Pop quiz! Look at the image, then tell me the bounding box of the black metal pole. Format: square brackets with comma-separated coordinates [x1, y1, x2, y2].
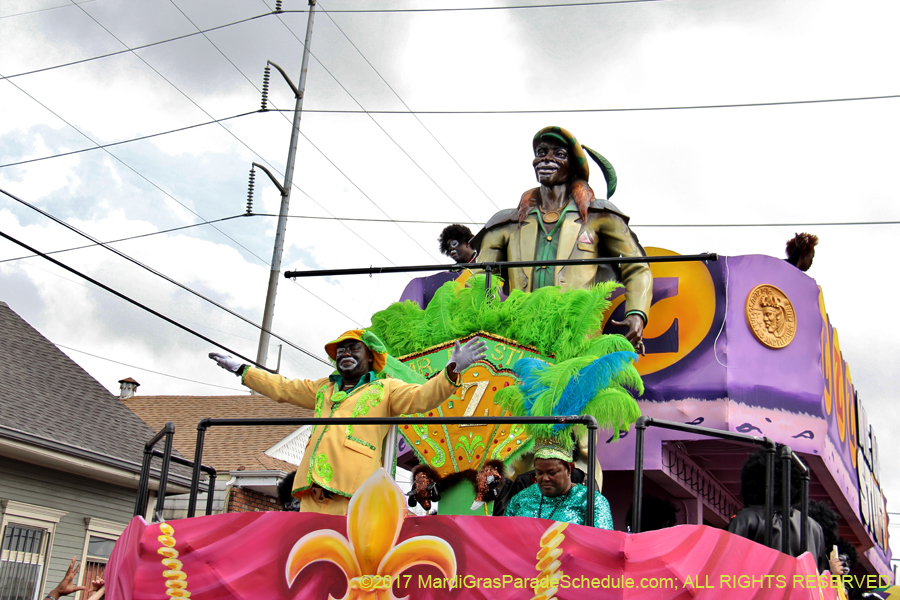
[765, 441, 775, 548]
[780, 445, 792, 555]
[285, 253, 718, 279]
[205, 469, 218, 516]
[187, 420, 209, 518]
[135, 424, 175, 518]
[155, 423, 175, 520]
[800, 468, 809, 554]
[632, 416, 650, 533]
[584, 417, 597, 527]
[484, 263, 493, 294]
[133, 446, 153, 518]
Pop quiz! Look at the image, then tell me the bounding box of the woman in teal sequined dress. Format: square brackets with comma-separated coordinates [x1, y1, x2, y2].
[505, 441, 613, 529]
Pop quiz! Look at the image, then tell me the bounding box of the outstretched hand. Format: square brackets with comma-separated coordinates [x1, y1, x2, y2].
[208, 352, 244, 374]
[48, 557, 87, 599]
[610, 314, 645, 355]
[447, 338, 488, 380]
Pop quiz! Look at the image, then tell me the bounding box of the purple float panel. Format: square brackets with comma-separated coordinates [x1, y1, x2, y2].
[598, 252, 888, 574]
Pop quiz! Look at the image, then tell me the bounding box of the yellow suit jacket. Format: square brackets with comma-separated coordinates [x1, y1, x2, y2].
[243, 367, 460, 498]
[477, 199, 652, 320]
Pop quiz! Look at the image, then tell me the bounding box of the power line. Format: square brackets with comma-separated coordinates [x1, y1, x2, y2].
[1, 0, 96, 19]
[2, 6, 370, 329]
[0, 214, 247, 264]
[0, 110, 258, 169]
[252, 213, 900, 228]
[0, 186, 331, 366]
[273, 9, 478, 224]
[155, 0, 406, 276]
[0, 10, 273, 81]
[295, 129, 443, 262]
[0, 228, 269, 371]
[7, 90, 898, 172]
[55, 343, 247, 392]
[270, 12, 446, 263]
[318, 1, 500, 211]
[0, 75, 270, 267]
[157, 0, 409, 315]
[1, 21, 393, 328]
[264, 93, 900, 114]
[282, 0, 667, 13]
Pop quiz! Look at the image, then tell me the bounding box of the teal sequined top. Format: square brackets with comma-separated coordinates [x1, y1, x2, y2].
[505, 483, 613, 529]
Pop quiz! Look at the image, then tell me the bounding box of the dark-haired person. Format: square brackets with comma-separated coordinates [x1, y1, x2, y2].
[439, 223, 476, 264]
[785, 232, 818, 272]
[472, 126, 651, 353]
[727, 446, 828, 570]
[399, 224, 479, 308]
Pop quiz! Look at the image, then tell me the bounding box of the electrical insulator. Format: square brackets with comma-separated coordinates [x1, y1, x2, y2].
[275, 0, 282, 11]
[246, 167, 256, 215]
[261, 65, 271, 111]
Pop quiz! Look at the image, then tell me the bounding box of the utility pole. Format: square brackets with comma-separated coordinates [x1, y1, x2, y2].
[254, 0, 317, 369]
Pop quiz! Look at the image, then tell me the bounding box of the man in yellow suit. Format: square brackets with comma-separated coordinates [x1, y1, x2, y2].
[474, 126, 652, 351]
[209, 331, 485, 515]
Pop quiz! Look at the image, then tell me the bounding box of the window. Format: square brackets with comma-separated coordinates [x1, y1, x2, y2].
[78, 518, 125, 600]
[0, 501, 66, 600]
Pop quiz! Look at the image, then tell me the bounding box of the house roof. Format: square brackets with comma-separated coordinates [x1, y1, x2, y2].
[122, 395, 313, 473]
[0, 301, 163, 469]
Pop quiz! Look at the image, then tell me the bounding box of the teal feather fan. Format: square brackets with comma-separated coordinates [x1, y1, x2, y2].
[494, 352, 643, 448]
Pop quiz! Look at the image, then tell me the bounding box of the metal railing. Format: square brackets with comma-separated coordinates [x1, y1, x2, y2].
[133, 423, 218, 520]
[284, 253, 718, 292]
[631, 416, 810, 554]
[185, 415, 600, 524]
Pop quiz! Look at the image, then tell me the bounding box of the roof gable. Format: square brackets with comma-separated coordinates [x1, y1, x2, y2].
[0, 301, 159, 466]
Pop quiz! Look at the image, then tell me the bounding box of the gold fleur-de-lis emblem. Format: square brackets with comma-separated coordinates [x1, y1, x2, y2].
[285, 468, 457, 599]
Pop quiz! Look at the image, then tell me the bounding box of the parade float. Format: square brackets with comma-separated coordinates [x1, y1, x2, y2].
[94, 120, 888, 600]
[98, 242, 891, 600]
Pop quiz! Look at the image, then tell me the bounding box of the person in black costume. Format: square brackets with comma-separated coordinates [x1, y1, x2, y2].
[727, 446, 828, 571]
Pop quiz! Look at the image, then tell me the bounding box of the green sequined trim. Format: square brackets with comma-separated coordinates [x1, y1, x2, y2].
[307, 400, 340, 486]
[313, 453, 334, 482]
[347, 435, 376, 451]
[454, 434, 486, 463]
[314, 384, 327, 418]
[346, 382, 384, 440]
[292, 480, 353, 499]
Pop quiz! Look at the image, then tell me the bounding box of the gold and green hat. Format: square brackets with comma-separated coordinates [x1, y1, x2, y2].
[324, 329, 387, 373]
[532, 126, 618, 198]
[534, 439, 574, 462]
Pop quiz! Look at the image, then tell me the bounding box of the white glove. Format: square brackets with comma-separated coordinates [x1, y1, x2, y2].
[448, 338, 487, 373]
[209, 352, 245, 374]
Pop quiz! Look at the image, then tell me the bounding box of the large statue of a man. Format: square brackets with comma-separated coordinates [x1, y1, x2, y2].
[473, 126, 652, 349]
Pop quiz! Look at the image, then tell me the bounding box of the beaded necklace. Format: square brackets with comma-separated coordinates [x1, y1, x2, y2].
[538, 486, 573, 520]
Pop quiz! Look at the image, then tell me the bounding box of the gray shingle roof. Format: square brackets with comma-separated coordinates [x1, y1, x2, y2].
[0, 301, 160, 466]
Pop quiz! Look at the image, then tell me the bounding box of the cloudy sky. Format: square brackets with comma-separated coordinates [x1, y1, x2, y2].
[1, 0, 898, 508]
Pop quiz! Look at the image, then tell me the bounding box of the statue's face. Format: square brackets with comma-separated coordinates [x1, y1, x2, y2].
[762, 307, 783, 333]
[534, 458, 574, 498]
[335, 340, 373, 380]
[533, 141, 571, 187]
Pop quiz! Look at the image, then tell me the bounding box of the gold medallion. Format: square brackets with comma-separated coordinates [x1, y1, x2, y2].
[745, 284, 797, 349]
[540, 209, 560, 223]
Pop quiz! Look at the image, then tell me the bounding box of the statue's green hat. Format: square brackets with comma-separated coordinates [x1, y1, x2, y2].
[532, 126, 618, 198]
